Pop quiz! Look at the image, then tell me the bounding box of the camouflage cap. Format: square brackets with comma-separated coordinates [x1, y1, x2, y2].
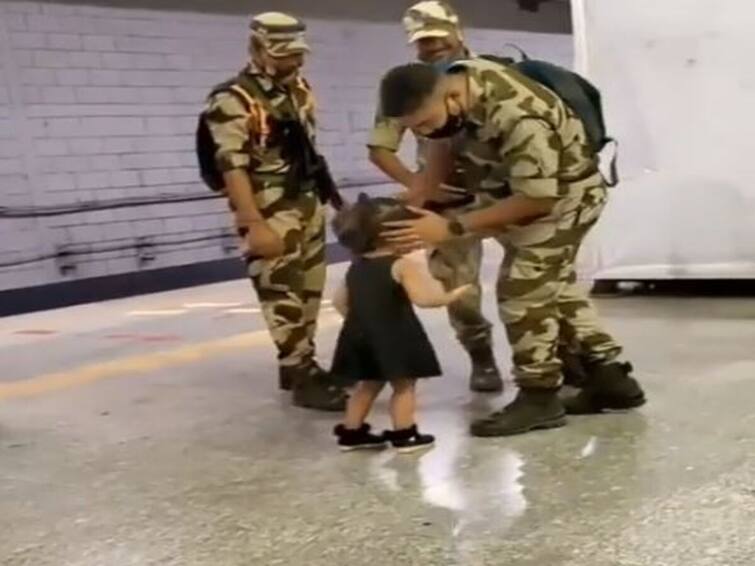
[250, 12, 310, 57]
[402, 1, 462, 44]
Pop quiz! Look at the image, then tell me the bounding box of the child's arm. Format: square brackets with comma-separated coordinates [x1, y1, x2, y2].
[392, 256, 471, 309]
[333, 281, 349, 317]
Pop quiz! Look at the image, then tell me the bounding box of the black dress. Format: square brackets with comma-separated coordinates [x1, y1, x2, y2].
[331, 255, 441, 382]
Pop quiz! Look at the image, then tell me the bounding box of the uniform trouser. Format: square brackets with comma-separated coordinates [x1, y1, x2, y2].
[246, 191, 326, 369]
[427, 236, 498, 353]
[496, 179, 623, 389]
[426, 197, 502, 353]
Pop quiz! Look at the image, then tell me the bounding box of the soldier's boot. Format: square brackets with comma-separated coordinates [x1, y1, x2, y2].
[470, 389, 566, 437]
[291, 363, 348, 412]
[559, 346, 590, 388]
[279, 366, 295, 391]
[279, 360, 328, 391]
[562, 362, 646, 415]
[468, 345, 504, 393]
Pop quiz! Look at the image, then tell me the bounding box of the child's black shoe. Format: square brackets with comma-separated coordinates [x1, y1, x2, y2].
[334, 423, 387, 452]
[385, 425, 435, 454]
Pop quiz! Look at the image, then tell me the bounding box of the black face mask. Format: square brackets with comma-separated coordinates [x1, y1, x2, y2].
[424, 112, 465, 139]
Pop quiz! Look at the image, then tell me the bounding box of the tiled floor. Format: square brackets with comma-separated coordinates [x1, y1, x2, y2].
[2, 250, 754, 565]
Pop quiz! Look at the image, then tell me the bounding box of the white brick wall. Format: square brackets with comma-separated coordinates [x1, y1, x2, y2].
[0, 1, 572, 292]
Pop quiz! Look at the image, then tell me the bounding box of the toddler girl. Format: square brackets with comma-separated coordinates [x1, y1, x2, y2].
[330, 194, 470, 453]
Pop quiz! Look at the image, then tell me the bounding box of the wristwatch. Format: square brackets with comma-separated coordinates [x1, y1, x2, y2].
[447, 218, 467, 237]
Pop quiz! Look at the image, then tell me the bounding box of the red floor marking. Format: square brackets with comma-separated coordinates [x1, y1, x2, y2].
[13, 329, 59, 336]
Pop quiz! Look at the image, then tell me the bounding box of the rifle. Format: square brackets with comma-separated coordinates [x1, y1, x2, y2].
[283, 119, 344, 210]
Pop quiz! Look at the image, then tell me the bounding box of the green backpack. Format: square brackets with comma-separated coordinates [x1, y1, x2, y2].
[480, 46, 619, 187]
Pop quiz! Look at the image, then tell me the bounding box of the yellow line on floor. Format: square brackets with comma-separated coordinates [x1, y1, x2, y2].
[0, 314, 340, 400]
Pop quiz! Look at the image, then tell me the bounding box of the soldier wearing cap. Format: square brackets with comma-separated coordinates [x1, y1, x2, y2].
[368, 1, 505, 393]
[203, 12, 346, 411]
[378, 59, 646, 436]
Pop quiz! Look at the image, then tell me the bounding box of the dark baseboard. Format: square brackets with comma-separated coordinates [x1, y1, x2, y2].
[592, 279, 755, 297]
[0, 243, 351, 318]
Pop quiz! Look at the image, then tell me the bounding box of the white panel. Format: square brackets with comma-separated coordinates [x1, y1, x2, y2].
[574, 0, 755, 279]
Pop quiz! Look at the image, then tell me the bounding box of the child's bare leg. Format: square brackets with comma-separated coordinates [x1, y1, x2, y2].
[344, 381, 385, 429]
[389, 378, 417, 430]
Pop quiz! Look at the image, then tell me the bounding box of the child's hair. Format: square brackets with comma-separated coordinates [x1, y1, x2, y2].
[332, 193, 419, 254]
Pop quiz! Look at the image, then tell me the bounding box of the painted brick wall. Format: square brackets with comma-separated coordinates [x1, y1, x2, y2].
[0, 1, 572, 292]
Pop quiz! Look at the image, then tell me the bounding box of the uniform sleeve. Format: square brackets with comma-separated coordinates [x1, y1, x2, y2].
[367, 102, 406, 152]
[205, 92, 252, 172]
[499, 117, 562, 199]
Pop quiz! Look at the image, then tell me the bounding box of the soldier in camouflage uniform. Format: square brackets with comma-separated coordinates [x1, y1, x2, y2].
[380, 61, 646, 436]
[368, 1, 504, 392]
[204, 12, 346, 411]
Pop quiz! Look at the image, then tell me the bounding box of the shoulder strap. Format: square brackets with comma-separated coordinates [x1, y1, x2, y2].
[603, 138, 619, 187]
[232, 73, 284, 121]
[234, 72, 321, 158]
[516, 61, 590, 118]
[500, 43, 530, 62]
[226, 84, 256, 112]
[207, 77, 257, 115]
[515, 62, 604, 143]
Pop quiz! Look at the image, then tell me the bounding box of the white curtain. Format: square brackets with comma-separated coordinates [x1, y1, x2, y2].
[573, 0, 755, 280]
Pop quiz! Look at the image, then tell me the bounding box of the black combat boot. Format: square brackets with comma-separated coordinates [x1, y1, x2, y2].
[468, 345, 504, 393]
[291, 363, 348, 412]
[470, 388, 567, 437]
[278, 366, 295, 391]
[559, 346, 590, 388]
[279, 360, 329, 391]
[562, 361, 646, 414]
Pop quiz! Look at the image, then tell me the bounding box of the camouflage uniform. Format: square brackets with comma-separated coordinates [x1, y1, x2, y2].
[448, 58, 624, 388]
[204, 14, 327, 380]
[368, 109, 505, 354]
[368, 1, 501, 356]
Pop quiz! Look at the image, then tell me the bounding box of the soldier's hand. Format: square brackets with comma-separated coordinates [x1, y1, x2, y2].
[245, 222, 286, 259]
[382, 207, 451, 248]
